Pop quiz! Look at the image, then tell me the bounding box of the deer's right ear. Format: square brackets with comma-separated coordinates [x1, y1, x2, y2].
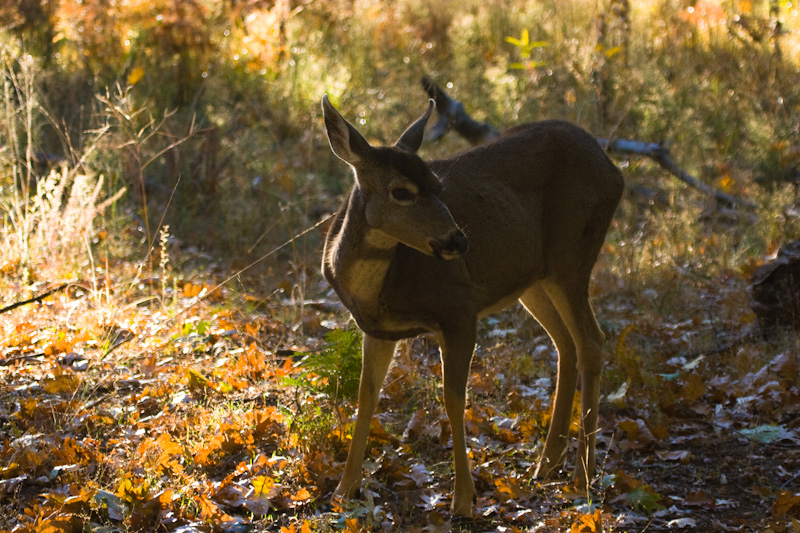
[322, 95, 371, 166]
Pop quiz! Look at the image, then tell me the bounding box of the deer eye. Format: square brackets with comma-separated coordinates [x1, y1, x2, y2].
[390, 187, 415, 203]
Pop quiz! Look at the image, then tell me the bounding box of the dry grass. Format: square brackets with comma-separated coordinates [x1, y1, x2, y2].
[1, 1, 800, 531]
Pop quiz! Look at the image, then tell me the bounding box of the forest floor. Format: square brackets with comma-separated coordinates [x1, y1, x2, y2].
[0, 232, 799, 533]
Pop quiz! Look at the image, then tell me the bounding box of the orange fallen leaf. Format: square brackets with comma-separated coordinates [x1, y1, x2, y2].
[345, 517, 361, 533]
[43, 373, 81, 395]
[245, 322, 260, 337]
[494, 477, 524, 500]
[570, 508, 602, 533]
[183, 282, 203, 298]
[290, 487, 312, 503]
[774, 491, 800, 518]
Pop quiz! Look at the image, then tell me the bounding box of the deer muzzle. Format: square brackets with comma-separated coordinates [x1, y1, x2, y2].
[430, 230, 469, 260]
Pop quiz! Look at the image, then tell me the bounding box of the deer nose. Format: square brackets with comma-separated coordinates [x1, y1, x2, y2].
[430, 230, 469, 260]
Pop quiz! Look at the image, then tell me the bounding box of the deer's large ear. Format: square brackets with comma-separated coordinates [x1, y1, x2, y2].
[322, 95, 372, 165]
[395, 99, 435, 153]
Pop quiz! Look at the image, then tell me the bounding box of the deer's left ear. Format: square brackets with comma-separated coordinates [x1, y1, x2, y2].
[322, 95, 372, 165]
[395, 99, 435, 153]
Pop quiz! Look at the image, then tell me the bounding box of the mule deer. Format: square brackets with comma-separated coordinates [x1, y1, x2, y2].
[321, 93, 624, 516]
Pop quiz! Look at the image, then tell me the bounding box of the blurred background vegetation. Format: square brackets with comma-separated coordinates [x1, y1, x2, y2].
[0, 0, 798, 288]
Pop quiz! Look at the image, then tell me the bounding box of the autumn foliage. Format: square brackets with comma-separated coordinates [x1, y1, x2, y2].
[1, 0, 800, 531]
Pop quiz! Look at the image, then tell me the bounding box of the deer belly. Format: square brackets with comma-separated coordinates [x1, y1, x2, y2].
[478, 290, 527, 318]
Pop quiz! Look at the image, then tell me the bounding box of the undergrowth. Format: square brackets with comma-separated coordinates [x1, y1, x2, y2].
[1, 1, 800, 531]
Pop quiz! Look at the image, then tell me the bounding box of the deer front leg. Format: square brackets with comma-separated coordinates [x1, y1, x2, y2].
[440, 322, 478, 517]
[333, 334, 396, 503]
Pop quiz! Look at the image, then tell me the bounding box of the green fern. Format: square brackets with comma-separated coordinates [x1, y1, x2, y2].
[285, 327, 363, 402]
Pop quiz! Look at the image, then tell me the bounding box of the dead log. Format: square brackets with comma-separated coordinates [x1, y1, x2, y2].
[421, 77, 755, 209]
[599, 138, 756, 209]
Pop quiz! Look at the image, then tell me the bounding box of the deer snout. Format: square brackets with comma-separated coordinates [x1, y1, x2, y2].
[430, 230, 469, 260]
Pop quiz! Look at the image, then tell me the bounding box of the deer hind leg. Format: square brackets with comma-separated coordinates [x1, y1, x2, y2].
[333, 334, 396, 502]
[439, 321, 478, 517]
[520, 283, 578, 480]
[541, 279, 605, 489]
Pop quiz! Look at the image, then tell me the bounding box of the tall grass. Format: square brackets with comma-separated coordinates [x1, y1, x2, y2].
[1, 1, 799, 286]
[0, 45, 125, 281]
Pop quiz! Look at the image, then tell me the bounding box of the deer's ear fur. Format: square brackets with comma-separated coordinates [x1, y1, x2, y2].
[322, 95, 372, 165]
[395, 99, 435, 153]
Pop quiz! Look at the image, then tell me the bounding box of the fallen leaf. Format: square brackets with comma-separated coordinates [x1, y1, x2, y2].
[183, 283, 204, 298]
[494, 477, 524, 500]
[418, 491, 447, 511]
[682, 372, 706, 402]
[686, 489, 716, 508]
[627, 486, 664, 513]
[36, 512, 83, 533]
[655, 450, 692, 463]
[738, 424, 786, 443]
[666, 517, 697, 528]
[570, 508, 602, 532]
[345, 517, 361, 533]
[289, 487, 312, 505]
[617, 418, 657, 450]
[402, 409, 427, 442]
[0, 475, 28, 497]
[774, 491, 800, 518]
[404, 463, 433, 487]
[43, 373, 81, 395]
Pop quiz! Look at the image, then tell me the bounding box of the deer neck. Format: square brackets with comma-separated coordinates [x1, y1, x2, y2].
[323, 188, 396, 321]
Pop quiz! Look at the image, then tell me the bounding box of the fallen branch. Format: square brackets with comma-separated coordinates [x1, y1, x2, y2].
[599, 138, 756, 209]
[0, 352, 45, 366]
[421, 77, 756, 210]
[0, 283, 69, 314]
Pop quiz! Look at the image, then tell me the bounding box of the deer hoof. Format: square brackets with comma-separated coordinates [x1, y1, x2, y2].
[532, 457, 559, 481]
[332, 478, 361, 505]
[573, 464, 592, 492]
[450, 481, 477, 517]
[450, 496, 475, 518]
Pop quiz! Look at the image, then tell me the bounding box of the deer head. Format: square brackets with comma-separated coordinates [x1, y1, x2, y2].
[321, 95, 468, 260]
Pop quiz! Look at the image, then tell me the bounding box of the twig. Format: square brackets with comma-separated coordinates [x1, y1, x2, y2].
[780, 471, 800, 490]
[0, 283, 69, 314]
[599, 138, 757, 209]
[0, 352, 45, 366]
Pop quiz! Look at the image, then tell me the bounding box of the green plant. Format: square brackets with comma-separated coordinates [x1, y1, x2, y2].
[286, 327, 363, 402]
[505, 29, 548, 70]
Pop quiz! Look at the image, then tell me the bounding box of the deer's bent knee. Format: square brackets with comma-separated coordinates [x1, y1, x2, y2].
[577, 339, 604, 377]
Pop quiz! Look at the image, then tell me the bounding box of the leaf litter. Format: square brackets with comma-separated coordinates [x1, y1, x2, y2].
[0, 245, 798, 532]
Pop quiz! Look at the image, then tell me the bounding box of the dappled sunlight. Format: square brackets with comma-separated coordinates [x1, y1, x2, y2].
[1, 0, 799, 530]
